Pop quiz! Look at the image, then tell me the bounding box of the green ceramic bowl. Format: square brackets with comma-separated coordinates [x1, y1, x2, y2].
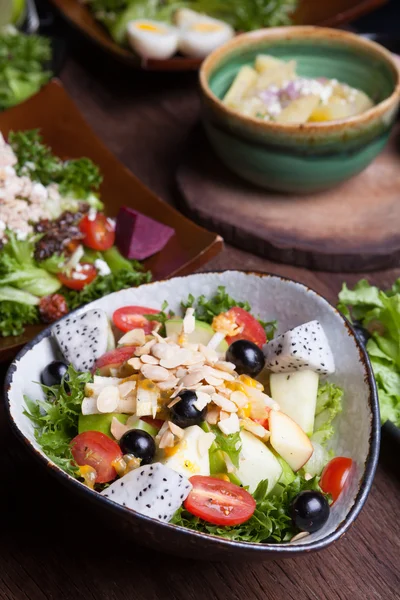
[199, 27, 400, 193]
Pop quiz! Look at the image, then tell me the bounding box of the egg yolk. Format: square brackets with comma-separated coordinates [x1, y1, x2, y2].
[136, 23, 165, 34]
[191, 22, 222, 33]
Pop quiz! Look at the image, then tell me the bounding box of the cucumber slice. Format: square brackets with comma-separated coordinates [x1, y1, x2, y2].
[165, 318, 228, 352]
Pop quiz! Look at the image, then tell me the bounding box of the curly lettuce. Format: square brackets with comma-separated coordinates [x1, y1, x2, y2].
[338, 279, 400, 427]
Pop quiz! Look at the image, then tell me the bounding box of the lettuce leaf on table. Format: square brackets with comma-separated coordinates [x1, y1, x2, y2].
[338, 279, 400, 427]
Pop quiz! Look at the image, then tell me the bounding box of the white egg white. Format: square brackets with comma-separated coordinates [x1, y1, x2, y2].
[127, 20, 179, 60]
[178, 15, 234, 59]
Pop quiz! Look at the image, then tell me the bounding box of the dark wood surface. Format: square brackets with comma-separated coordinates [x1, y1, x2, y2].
[1, 50, 400, 600]
[177, 125, 400, 273]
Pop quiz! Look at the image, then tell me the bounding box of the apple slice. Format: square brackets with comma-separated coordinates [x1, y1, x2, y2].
[269, 410, 313, 472]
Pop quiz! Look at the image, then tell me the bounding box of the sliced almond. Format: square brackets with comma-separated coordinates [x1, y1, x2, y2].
[111, 417, 129, 441]
[219, 410, 231, 421]
[193, 391, 211, 411]
[140, 354, 159, 365]
[211, 393, 238, 413]
[206, 408, 220, 425]
[230, 390, 248, 408]
[206, 366, 235, 382]
[304, 473, 313, 481]
[182, 352, 205, 366]
[135, 339, 156, 356]
[196, 385, 215, 395]
[241, 417, 269, 440]
[175, 367, 188, 379]
[157, 377, 179, 391]
[151, 342, 175, 360]
[168, 396, 182, 409]
[183, 307, 195, 334]
[214, 361, 236, 373]
[218, 413, 240, 435]
[118, 328, 146, 347]
[159, 430, 175, 449]
[205, 374, 224, 387]
[97, 386, 119, 413]
[140, 364, 170, 381]
[180, 369, 207, 388]
[198, 344, 219, 364]
[291, 532, 310, 543]
[118, 380, 136, 398]
[170, 383, 184, 399]
[168, 421, 184, 440]
[118, 395, 136, 414]
[127, 357, 142, 371]
[160, 349, 193, 369]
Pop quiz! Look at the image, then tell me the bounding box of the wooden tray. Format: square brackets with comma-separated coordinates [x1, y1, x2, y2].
[176, 126, 400, 273]
[48, 0, 387, 72]
[0, 81, 222, 361]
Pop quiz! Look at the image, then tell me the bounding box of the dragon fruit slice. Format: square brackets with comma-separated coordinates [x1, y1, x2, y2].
[52, 309, 111, 372]
[264, 320, 335, 375]
[101, 463, 192, 522]
[115, 206, 175, 260]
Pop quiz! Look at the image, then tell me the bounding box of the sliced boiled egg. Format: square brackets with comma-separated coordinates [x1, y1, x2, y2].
[177, 12, 234, 59]
[127, 20, 179, 60]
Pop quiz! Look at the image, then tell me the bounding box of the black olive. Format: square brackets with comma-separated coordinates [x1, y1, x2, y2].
[120, 430, 155, 465]
[291, 491, 330, 533]
[226, 340, 265, 377]
[41, 361, 69, 387]
[353, 320, 370, 347]
[169, 390, 206, 428]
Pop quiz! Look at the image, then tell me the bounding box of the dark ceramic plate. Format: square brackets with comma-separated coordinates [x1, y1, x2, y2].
[47, 0, 387, 72]
[4, 271, 380, 560]
[0, 80, 222, 361]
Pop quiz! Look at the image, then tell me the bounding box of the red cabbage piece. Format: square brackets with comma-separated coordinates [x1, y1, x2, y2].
[115, 207, 175, 260]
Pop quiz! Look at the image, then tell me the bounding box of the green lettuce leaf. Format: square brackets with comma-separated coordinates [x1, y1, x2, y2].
[171, 475, 322, 544]
[0, 231, 61, 296]
[0, 299, 39, 336]
[312, 383, 343, 446]
[338, 279, 400, 427]
[63, 267, 151, 310]
[24, 365, 92, 476]
[181, 285, 276, 338]
[212, 428, 242, 468]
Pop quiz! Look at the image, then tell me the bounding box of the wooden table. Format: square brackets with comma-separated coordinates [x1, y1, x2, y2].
[1, 48, 399, 600]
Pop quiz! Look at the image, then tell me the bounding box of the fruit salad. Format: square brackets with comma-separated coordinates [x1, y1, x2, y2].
[223, 54, 374, 123]
[26, 287, 353, 544]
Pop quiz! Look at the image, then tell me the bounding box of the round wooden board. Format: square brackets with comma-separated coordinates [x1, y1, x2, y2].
[176, 125, 400, 272]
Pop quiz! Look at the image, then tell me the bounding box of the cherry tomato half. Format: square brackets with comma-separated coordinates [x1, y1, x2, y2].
[80, 213, 115, 251]
[184, 476, 256, 526]
[70, 431, 122, 484]
[58, 263, 97, 291]
[225, 307, 267, 348]
[112, 306, 159, 334]
[92, 345, 137, 375]
[320, 457, 354, 503]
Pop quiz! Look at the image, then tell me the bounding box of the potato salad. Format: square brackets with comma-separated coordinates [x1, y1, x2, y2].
[223, 54, 374, 123]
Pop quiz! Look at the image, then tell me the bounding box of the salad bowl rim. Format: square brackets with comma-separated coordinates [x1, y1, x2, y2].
[4, 270, 380, 555]
[200, 26, 400, 135]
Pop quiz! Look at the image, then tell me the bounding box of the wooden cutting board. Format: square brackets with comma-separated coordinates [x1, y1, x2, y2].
[176, 125, 400, 272]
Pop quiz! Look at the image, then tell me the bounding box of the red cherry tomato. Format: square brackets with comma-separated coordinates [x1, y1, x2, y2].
[79, 213, 115, 251]
[70, 431, 122, 484]
[184, 476, 256, 526]
[140, 416, 165, 430]
[58, 263, 97, 291]
[112, 306, 159, 334]
[92, 345, 137, 374]
[225, 307, 267, 348]
[320, 457, 354, 503]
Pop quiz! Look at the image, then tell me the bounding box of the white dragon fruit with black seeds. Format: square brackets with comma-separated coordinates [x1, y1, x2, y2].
[263, 320, 335, 375]
[101, 463, 192, 522]
[52, 309, 111, 372]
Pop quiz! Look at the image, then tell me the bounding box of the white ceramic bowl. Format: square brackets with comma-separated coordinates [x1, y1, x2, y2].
[4, 272, 379, 560]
